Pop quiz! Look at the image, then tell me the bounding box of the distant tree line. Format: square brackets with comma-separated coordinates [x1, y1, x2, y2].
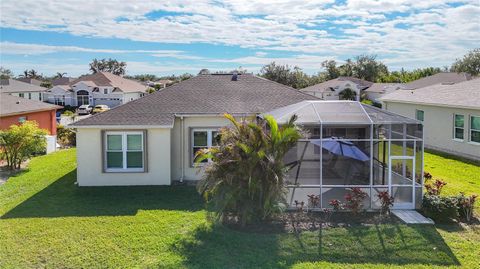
[1, 48, 478, 89]
[259, 48, 479, 89]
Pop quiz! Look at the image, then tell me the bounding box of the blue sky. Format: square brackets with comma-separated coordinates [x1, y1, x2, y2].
[1, 0, 479, 77]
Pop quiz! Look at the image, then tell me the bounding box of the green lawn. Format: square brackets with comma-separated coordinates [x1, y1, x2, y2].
[0, 149, 479, 268]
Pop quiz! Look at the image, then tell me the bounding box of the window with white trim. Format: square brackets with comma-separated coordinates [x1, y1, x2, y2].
[453, 114, 464, 140]
[415, 110, 424, 121]
[105, 131, 145, 172]
[470, 116, 480, 143]
[192, 129, 220, 164]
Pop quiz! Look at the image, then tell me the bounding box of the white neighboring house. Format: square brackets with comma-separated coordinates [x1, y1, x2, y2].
[43, 72, 148, 107]
[363, 83, 402, 103]
[0, 79, 48, 101]
[381, 78, 480, 161]
[300, 77, 373, 101]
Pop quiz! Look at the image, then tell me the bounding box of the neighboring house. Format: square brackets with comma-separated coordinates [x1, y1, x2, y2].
[401, 72, 471, 90]
[381, 78, 480, 161]
[17, 78, 44, 86]
[52, 77, 76, 86]
[0, 79, 48, 101]
[43, 72, 148, 107]
[363, 83, 402, 103]
[300, 77, 373, 101]
[70, 73, 318, 186]
[0, 94, 62, 153]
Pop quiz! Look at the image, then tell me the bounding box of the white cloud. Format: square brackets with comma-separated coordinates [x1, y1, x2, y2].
[0, 42, 200, 59]
[0, 0, 478, 70]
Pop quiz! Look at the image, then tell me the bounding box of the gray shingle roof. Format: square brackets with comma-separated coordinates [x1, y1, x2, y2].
[381, 78, 480, 110]
[69, 72, 148, 93]
[402, 72, 471, 90]
[71, 74, 318, 127]
[0, 79, 48, 93]
[301, 76, 373, 93]
[0, 94, 62, 116]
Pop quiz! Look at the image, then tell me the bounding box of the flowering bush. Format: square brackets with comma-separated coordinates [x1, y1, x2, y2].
[425, 179, 447, 196]
[328, 199, 343, 211]
[377, 191, 394, 214]
[456, 193, 478, 222]
[307, 194, 320, 208]
[344, 188, 368, 214]
[422, 195, 458, 222]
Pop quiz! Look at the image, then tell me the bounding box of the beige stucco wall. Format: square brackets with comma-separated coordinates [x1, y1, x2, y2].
[76, 127, 171, 186]
[171, 115, 237, 182]
[384, 102, 480, 160]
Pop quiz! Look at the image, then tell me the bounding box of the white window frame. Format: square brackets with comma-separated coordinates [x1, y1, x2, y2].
[453, 114, 464, 141]
[104, 131, 145, 172]
[469, 115, 480, 145]
[191, 128, 219, 166]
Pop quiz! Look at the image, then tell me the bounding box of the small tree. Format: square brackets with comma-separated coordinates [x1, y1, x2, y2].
[339, 88, 357, 100]
[0, 121, 47, 170]
[196, 114, 301, 226]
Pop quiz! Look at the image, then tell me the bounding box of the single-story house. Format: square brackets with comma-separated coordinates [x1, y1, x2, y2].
[0, 79, 48, 101]
[70, 73, 424, 210]
[363, 83, 402, 103]
[43, 72, 148, 107]
[0, 94, 62, 153]
[381, 78, 480, 161]
[401, 72, 471, 90]
[300, 77, 373, 101]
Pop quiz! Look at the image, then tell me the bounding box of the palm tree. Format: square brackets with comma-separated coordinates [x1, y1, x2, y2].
[55, 72, 67, 78]
[196, 114, 301, 226]
[339, 88, 357, 100]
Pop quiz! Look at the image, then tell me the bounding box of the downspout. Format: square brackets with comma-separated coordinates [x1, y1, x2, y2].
[180, 116, 185, 183]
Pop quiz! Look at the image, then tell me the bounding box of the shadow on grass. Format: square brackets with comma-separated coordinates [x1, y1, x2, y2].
[1, 169, 204, 219]
[172, 222, 460, 269]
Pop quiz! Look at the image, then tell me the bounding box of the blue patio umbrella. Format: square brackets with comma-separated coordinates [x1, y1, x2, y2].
[310, 138, 370, 162]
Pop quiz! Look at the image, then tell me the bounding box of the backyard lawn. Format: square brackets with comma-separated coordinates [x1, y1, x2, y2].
[0, 149, 479, 268]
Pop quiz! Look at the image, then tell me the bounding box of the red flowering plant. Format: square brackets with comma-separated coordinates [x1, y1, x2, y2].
[329, 199, 344, 212]
[424, 172, 433, 181]
[377, 191, 394, 215]
[456, 193, 478, 222]
[425, 179, 447, 196]
[344, 188, 368, 214]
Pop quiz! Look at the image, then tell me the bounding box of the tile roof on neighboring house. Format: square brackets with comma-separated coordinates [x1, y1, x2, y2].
[52, 77, 76, 86]
[364, 83, 402, 93]
[70, 72, 148, 93]
[380, 78, 480, 110]
[0, 93, 62, 117]
[16, 78, 44, 86]
[0, 79, 48, 93]
[71, 73, 318, 127]
[301, 76, 374, 93]
[402, 72, 471, 90]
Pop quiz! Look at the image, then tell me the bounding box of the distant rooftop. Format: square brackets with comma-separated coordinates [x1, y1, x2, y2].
[402, 72, 471, 90]
[301, 77, 374, 93]
[0, 79, 47, 93]
[0, 93, 62, 116]
[381, 78, 480, 110]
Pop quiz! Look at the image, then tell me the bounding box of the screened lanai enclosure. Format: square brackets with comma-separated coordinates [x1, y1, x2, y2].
[266, 101, 424, 210]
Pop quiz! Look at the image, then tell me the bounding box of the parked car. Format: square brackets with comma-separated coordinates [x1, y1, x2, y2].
[77, 105, 93, 115]
[92, 105, 110, 114]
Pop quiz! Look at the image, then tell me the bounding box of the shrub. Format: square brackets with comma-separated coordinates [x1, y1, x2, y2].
[0, 121, 47, 170]
[62, 110, 75, 117]
[424, 172, 433, 180]
[196, 114, 301, 226]
[307, 194, 320, 208]
[425, 179, 447, 196]
[422, 195, 458, 222]
[456, 193, 477, 222]
[377, 191, 394, 215]
[344, 188, 368, 214]
[57, 125, 76, 147]
[329, 199, 344, 211]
